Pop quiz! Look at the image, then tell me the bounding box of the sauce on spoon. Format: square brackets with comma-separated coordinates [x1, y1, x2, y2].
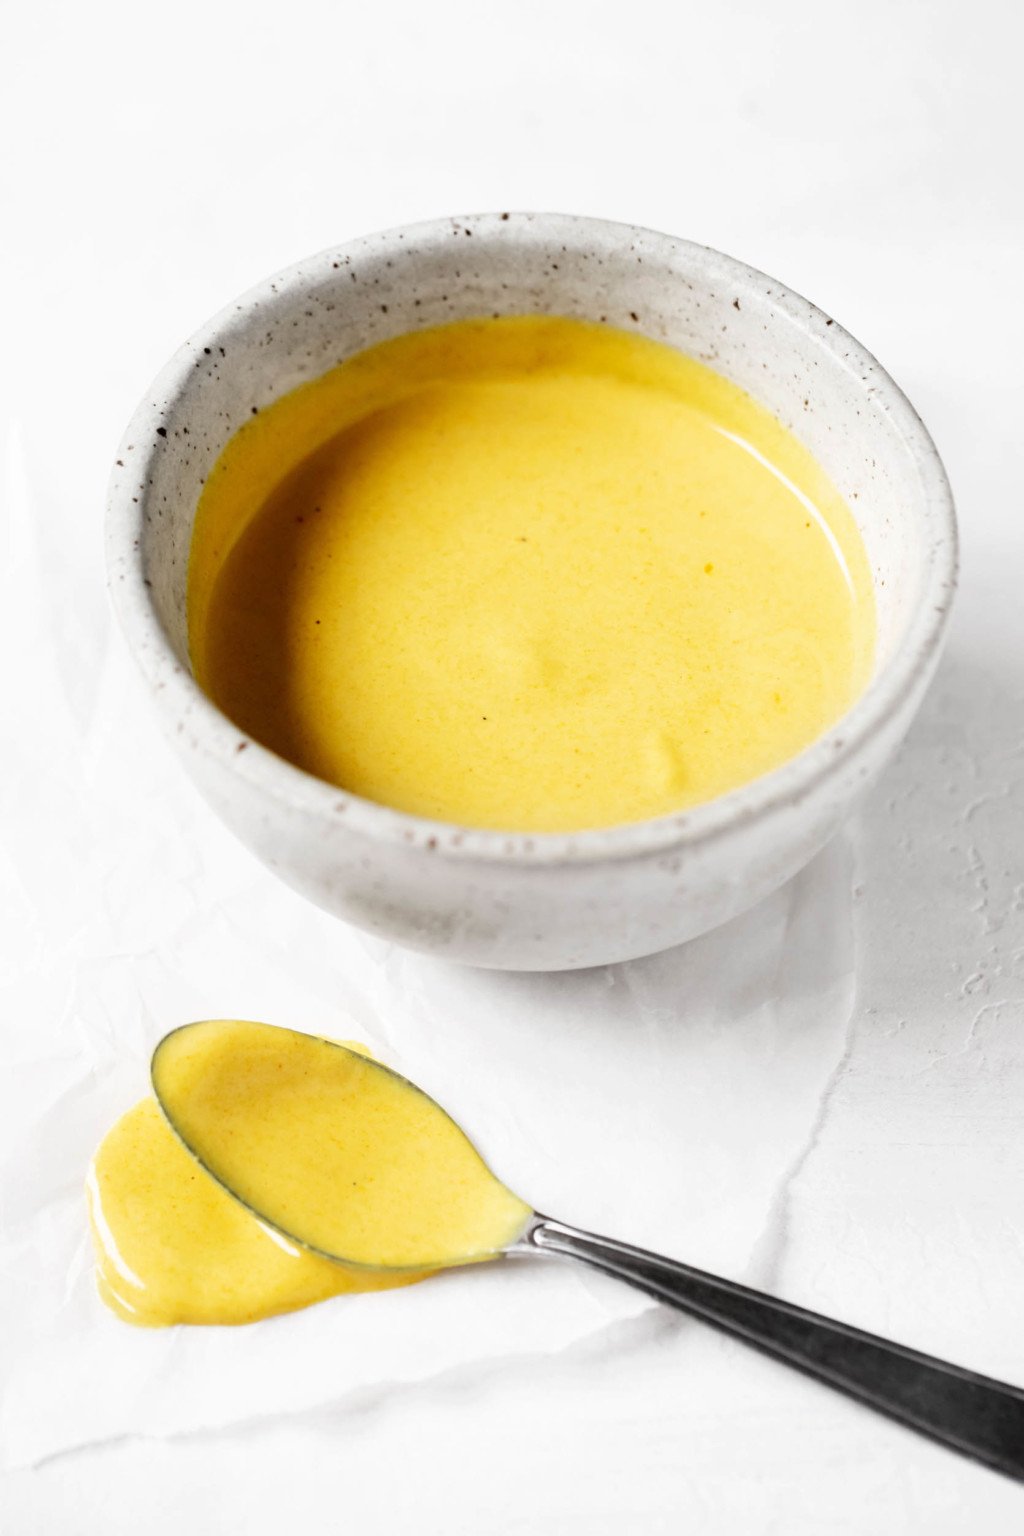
[87, 1022, 531, 1325]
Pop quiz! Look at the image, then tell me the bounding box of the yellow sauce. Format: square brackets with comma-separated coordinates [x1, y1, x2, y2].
[88, 1023, 531, 1326]
[188, 317, 874, 833]
[87, 1098, 417, 1326]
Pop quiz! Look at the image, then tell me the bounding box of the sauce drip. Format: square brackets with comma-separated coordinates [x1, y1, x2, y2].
[87, 1097, 417, 1326]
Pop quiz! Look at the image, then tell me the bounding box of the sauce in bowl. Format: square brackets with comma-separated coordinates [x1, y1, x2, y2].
[188, 317, 874, 832]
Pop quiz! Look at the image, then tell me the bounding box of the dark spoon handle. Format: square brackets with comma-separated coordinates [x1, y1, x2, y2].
[519, 1216, 1024, 1481]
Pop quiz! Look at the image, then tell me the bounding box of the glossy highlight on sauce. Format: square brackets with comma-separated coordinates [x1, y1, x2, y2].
[87, 1023, 531, 1326]
[188, 316, 875, 832]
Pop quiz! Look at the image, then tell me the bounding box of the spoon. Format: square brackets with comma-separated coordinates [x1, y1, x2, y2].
[152, 1022, 1024, 1481]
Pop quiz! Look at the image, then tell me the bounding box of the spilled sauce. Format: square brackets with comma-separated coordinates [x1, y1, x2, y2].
[188, 316, 875, 833]
[87, 1023, 531, 1326]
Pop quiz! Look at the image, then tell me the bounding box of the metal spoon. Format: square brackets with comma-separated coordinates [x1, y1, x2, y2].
[152, 1025, 1024, 1482]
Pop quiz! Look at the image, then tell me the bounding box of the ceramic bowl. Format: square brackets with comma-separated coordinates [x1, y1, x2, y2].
[106, 213, 956, 970]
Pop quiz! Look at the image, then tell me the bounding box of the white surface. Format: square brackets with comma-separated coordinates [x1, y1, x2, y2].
[1, 0, 1022, 1529]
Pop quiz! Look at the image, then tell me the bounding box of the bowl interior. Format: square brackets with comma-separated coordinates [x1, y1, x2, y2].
[126, 214, 944, 732]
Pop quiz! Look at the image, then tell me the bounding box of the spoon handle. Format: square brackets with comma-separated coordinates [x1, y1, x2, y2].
[518, 1216, 1024, 1480]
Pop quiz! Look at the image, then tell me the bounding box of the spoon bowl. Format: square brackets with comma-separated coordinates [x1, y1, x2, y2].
[152, 1020, 532, 1273]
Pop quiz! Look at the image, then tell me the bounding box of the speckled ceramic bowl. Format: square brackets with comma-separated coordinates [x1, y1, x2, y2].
[106, 213, 956, 970]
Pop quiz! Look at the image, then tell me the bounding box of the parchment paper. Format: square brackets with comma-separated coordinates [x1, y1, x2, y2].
[0, 435, 858, 1467]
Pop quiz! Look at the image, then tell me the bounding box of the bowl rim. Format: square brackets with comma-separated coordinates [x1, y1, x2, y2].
[106, 210, 957, 867]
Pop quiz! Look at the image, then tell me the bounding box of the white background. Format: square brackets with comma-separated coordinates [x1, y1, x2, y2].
[3, 0, 1024, 1529]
